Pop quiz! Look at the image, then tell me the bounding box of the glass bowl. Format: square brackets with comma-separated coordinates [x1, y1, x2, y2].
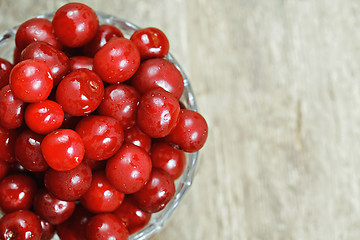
[0, 12, 199, 240]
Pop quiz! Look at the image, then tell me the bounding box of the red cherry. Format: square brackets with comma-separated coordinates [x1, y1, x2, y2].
[0, 210, 42, 240]
[0, 126, 17, 163]
[61, 112, 82, 129]
[0, 174, 37, 213]
[150, 142, 186, 179]
[0, 58, 12, 90]
[165, 109, 208, 152]
[25, 100, 64, 134]
[0, 161, 9, 180]
[13, 48, 21, 65]
[15, 18, 61, 51]
[39, 218, 55, 240]
[97, 84, 140, 130]
[52, 3, 99, 47]
[94, 38, 140, 83]
[124, 125, 151, 152]
[9, 59, 53, 103]
[56, 69, 104, 116]
[113, 196, 151, 234]
[75, 115, 124, 161]
[131, 58, 184, 99]
[83, 24, 124, 57]
[86, 213, 129, 240]
[41, 129, 85, 171]
[69, 56, 94, 71]
[80, 171, 124, 213]
[0, 85, 25, 129]
[137, 88, 180, 138]
[133, 168, 175, 213]
[14, 130, 49, 172]
[130, 27, 169, 60]
[106, 144, 152, 194]
[44, 161, 92, 201]
[20, 41, 70, 86]
[33, 189, 76, 225]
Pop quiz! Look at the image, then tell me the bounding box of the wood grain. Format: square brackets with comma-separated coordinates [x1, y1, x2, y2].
[1, 0, 360, 239]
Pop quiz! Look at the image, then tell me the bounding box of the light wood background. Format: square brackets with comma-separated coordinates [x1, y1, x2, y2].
[1, 0, 360, 239]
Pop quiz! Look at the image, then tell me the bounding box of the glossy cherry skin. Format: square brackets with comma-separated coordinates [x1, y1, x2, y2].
[0, 210, 42, 240]
[41, 129, 85, 171]
[97, 84, 140, 130]
[0, 85, 25, 129]
[130, 27, 169, 60]
[94, 38, 140, 83]
[0, 161, 9, 180]
[0, 126, 17, 163]
[131, 58, 184, 99]
[0, 58, 12, 90]
[75, 115, 124, 161]
[56, 69, 104, 116]
[133, 168, 175, 213]
[137, 88, 180, 138]
[38, 218, 54, 240]
[25, 100, 64, 134]
[33, 189, 76, 225]
[44, 161, 92, 201]
[113, 196, 151, 234]
[83, 24, 124, 57]
[69, 56, 93, 71]
[52, 3, 99, 48]
[14, 130, 48, 172]
[124, 125, 151, 152]
[9, 59, 53, 103]
[15, 18, 61, 51]
[165, 109, 208, 152]
[0, 174, 37, 213]
[150, 142, 186, 179]
[86, 213, 128, 240]
[56, 205, 93, 240]
[106, 144, 152, 194]
[80, 171, 124, 213]
[20, 42, 70, 86]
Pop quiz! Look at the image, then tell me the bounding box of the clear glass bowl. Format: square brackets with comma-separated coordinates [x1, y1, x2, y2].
[0, 12, 199, 240]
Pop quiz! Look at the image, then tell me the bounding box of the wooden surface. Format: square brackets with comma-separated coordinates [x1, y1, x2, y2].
[1, 0, 360, 239]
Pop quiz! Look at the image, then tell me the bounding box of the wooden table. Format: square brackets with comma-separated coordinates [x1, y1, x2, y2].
[1, 0, 360, 239]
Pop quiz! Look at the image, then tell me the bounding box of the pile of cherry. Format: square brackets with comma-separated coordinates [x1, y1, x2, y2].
[0, 2, 208, 240]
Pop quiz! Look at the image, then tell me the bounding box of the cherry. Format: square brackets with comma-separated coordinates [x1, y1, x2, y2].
[9, 59, 53, 103]
[38, 218, 54, 240]
[137, 88, 180, 138]
[14, 130, 48, 172]
[44, 161, 92, 201]
[33, 189, 76, 225]
[0, 210, 42, 240]
[69, 56, 93, 71]
[165, 109, 208, 152]
[75, 115, 124, 161]
[13, 48, 21, 65]
[85, 213, 129, 240]
[80, 171, 124, 213]
[113, 196, 151, 234]
[0, 126, 17, 163]
[0, 58, 12, 90]
[15, 18, 61, 51]
[56, 205, 93, 240]
[83, 24, 124, 57]
[55, 69, 104, 116]
[0, 174, 37, 213]
[0, 85, 25, 129]
[130, 27, 169, 60]
[0, 161, 9, 180]
[150, 142, 186, 179]
[94, 37, 140, 83]
[24, 100, 64, 134]
[124, 125, 151, 152]
[61, 113, 82, 129]
[106, 144, 152, 194]
[41, 129, 85, 171]
[52, 3, 99, 47]
[20, 41, 70, 86]
[130, 58, 184, 99]
[97, 84, 140, 130]
[133, 168, 175, 213]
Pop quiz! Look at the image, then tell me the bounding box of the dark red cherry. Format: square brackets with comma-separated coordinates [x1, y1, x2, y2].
[38, 218, 55, 240]
[69, 56, 94, 71]
[0, 58, 12, 90]
[83, 157, 106, 171]
[86, 213, 129, 240]
[0, 85, 25, 129]
[0, 126, 17, 163]
[0, 161, 9, 180]
[124, 125, 151, 152]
